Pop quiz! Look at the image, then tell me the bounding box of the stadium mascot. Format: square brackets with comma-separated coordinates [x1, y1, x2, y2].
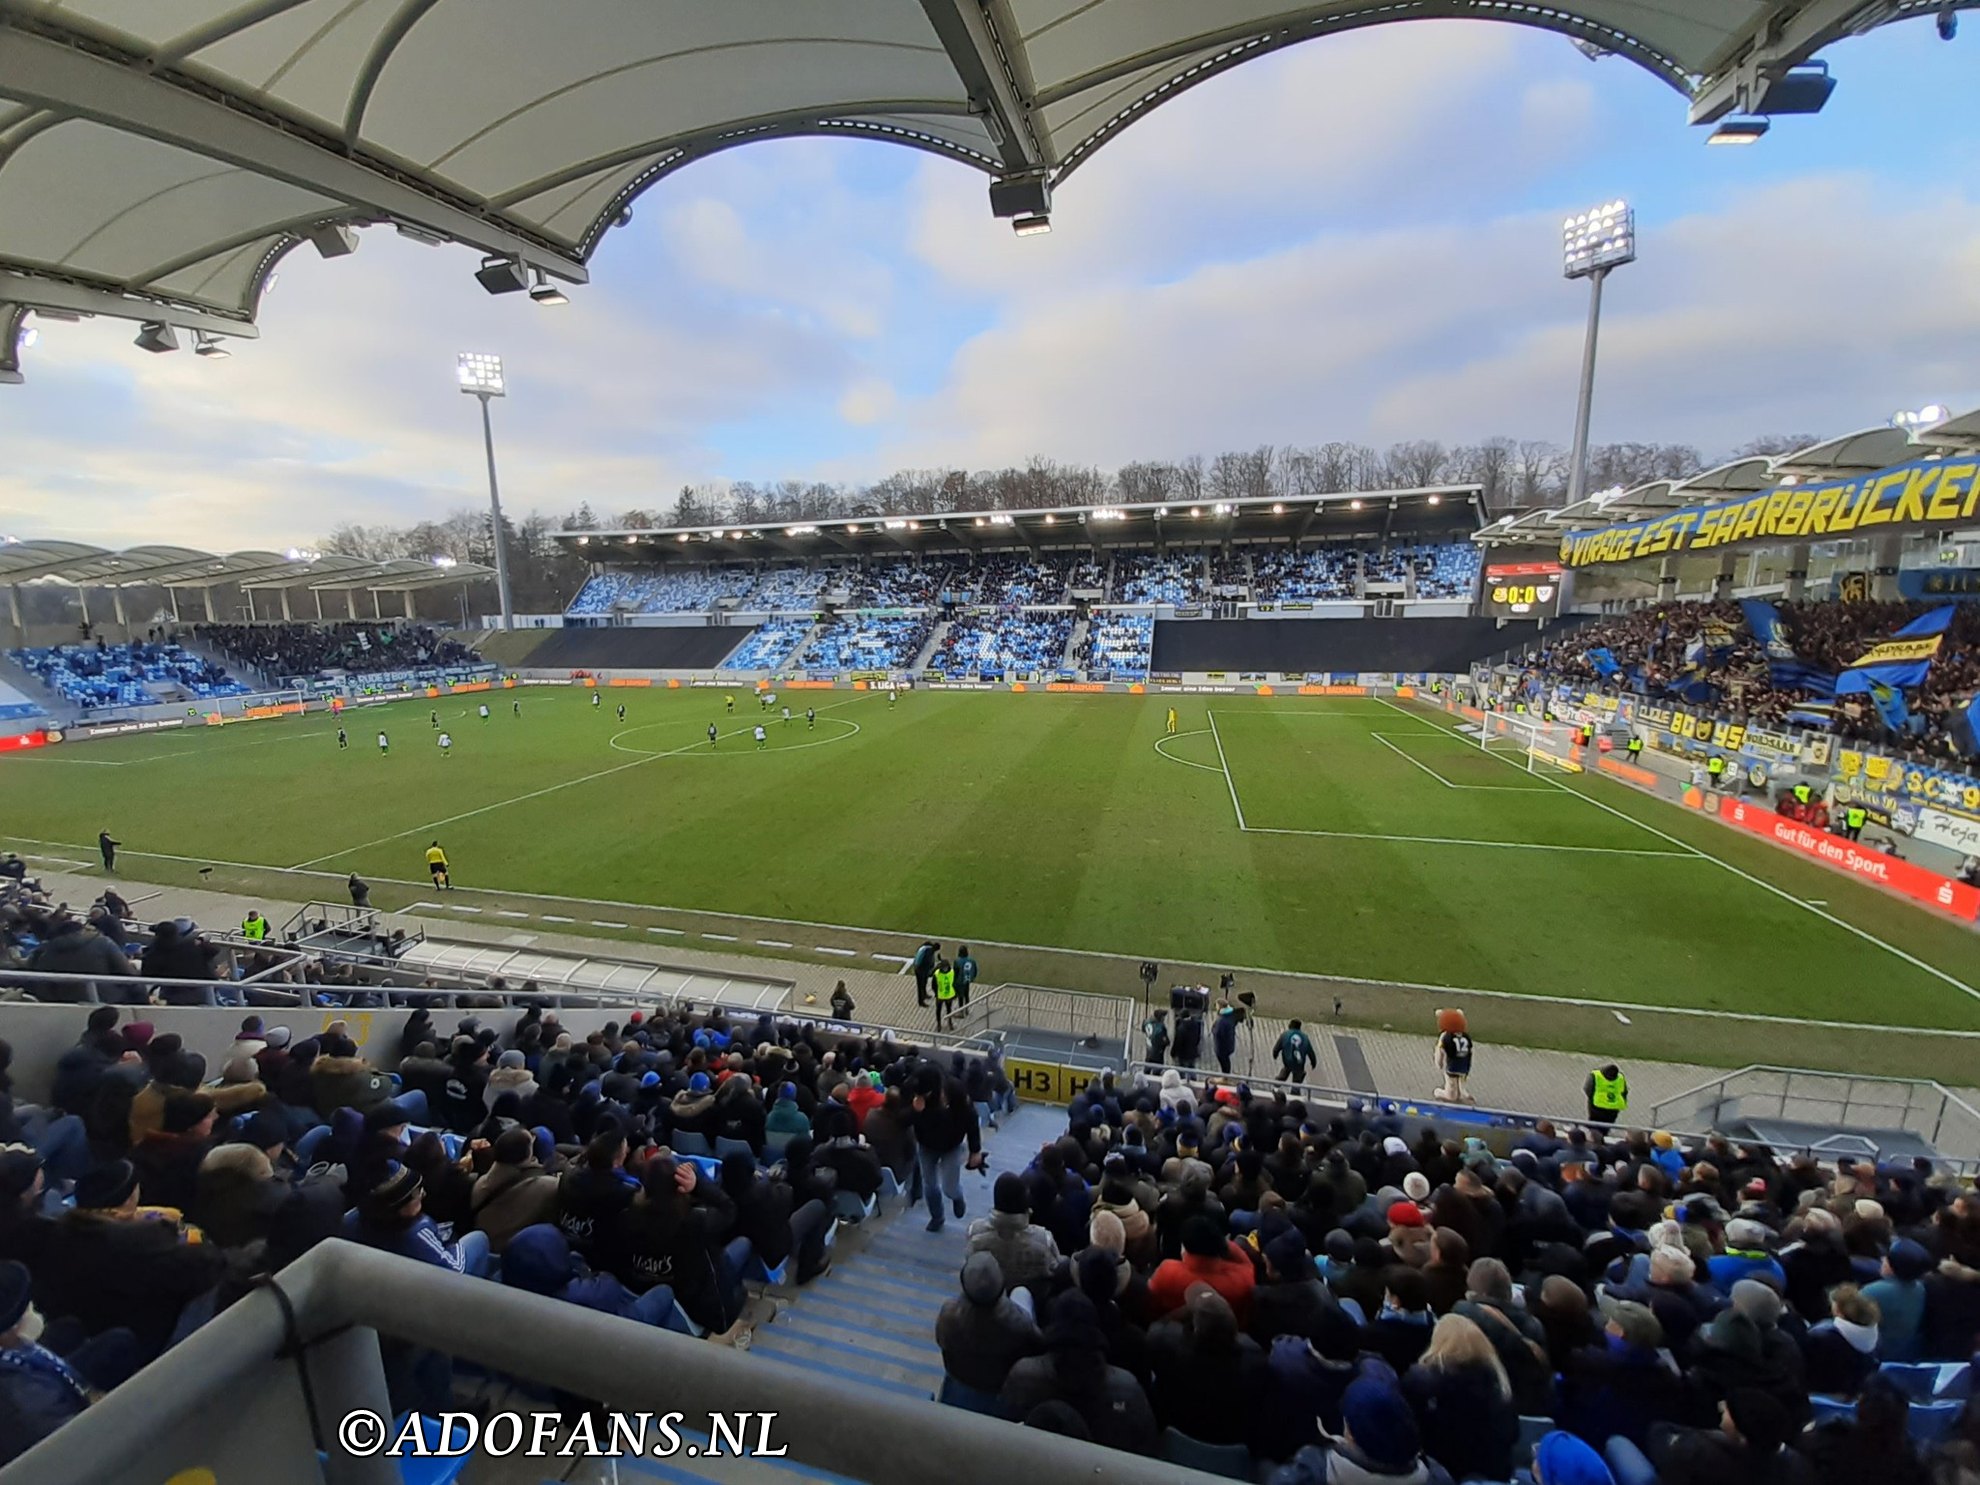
[1433, 1008, 1475, 1105]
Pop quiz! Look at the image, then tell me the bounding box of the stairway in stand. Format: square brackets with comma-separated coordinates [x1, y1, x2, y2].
[581, 1102, 1065, 1485]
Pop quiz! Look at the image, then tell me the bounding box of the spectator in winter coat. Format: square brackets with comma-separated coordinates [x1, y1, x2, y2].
[128, 1092, 216, 1216]
[1148, 1216, 1255, 1325]
[1684, 1283, 1808, 1427]
[27, 918, 135, 999]
[129, 1047, 265, 1147]
[1779, 1208, 1855, 1323]
[1643, 1388, 1813, 1485]
[1361, 1266, 1438, 1373]
[339, 1161, 490, 1277]
[908, 1075, 982, 1233]
[500, 1224, 685, 1331]
[1800, 1284, 1880, 1397]
[308, 1049, 393, 1121]
[189, 1143, 287, 1251]
[1386, 1201, 1433, 1269]
[1251, 1230, 1339, 1346]
[0, 1258, 142, 1468]
[1922, 1250, 1980, 1361]
[1455, 1259, 1555, 1417]
[1420, 1228, 1470, 1315]
[937, 1251, 1041, 1395]
[999, 1291, 1157, 1456]
[612, 1158, 742, 1334]
[1268, 1358, 1457, 1485]
[968, 1173, 1061, 1295]
[1401, 1313, 1519, 1484]
[465, 1128, 560, 1255]
[765, 1084, 810, 1143]
[1147, 1286, 1268, 1449]
[555, 1130, 637, 1267]
[668, 1074, 717, 1140]
[32, 1160, 225, 1359]
[1558, 1297, 1690, 1450]
[1705, 1218, 1787, 1295]
[1862, 1238, 1932, 1362]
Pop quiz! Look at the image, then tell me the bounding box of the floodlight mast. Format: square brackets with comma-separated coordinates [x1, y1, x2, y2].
[1560, 201, 1636, 509]
[456, 352, 514, 631]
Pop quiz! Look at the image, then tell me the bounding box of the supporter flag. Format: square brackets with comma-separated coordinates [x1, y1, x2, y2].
[1863, 677, 1912, 736]
[1836, 605, 1955, 693]
[1586, 647, 1620, 678]
[1953, 695, 1980, 760]
[1739, 599, 1834, 696]
[1786, 702, 1836, 729]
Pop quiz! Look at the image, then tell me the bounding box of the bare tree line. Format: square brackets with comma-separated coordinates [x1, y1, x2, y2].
[319, 431, 1813, 612]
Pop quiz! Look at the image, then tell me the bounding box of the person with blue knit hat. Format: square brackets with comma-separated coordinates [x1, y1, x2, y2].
[1532, 1430, 1615, 1485]
[668, 1073, 717, 1142]
[1269, 1358, 1455, 1484]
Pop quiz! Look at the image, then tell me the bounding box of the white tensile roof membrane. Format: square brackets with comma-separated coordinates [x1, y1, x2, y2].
[0, 2, 1959, 329]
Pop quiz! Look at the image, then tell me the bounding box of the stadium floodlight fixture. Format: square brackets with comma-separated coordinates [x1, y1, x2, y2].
[907, 520, 920, 530]
[307, 223, 359, 259]
[1188, 506, 1200, 517]
[1707, 117, 1769, 145]
[529, 269, 569, 306]
[1350, 498, 1363, 510]
[1560, 199, 1635, 508]
[431, 555, 457, 568]
[193, 332, 230, 359]
[1012, 214, 1051, 236]
[988, 513, 1014, 526]
[456, 352, 514, 629]
[1428, 494, 1441, 505]
[457, 352, 505, 396]
[1562, 201, 1634, 279]
[15, 324, 35, 351]
[677, 533, 690, 542]
[1892, 405, 1950, 430]
[883, 519, 908, 531]
[1155, 506, 1168, 518]
[1043, 513, 1055, 524]
[134, 322, 179, 354]
[1272, 503, 1283, 513]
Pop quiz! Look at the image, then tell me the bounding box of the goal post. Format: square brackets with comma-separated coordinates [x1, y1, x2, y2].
[1476, 712, 1584, 775]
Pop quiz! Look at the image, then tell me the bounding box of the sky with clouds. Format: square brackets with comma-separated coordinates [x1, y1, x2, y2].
[2, 18, 1976, 551]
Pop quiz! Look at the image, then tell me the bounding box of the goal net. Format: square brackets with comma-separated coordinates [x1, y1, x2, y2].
[1475, 712, 1584, 774]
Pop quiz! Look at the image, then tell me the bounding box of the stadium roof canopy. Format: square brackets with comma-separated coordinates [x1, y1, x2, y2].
[0, 1, 1963, 373]
[556, 486, 1482, 562]
[1472, 405, 1980, 547]
[0, 540, 489, 591]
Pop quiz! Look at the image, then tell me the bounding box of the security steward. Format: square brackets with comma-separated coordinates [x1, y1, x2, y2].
[1626, 734, 1644, 763]
[1706, 752, 1727, 790]
[1584, 1062, 1628, 1125]
[1842, 804, 1868, 841]
[241, 909, 270, 942]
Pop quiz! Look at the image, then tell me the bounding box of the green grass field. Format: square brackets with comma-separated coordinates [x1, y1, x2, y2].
[4, 686, 1977, 1072]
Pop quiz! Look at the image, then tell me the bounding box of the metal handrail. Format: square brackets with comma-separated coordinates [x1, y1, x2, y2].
[952, 981, 1135, 1064]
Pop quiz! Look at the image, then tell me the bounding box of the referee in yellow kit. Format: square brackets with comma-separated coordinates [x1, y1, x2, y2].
[1165, 706, 1179, 735]
[425, 841, 451, 890]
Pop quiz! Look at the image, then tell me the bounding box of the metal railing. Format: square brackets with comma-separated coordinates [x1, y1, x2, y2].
[950, 981, 1136, 1065]
[1649, 1066, 1980, 1168]
[0, 1239, 1224, 1485]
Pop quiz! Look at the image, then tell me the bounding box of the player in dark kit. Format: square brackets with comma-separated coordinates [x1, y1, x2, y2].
[707, 723, 718, 747]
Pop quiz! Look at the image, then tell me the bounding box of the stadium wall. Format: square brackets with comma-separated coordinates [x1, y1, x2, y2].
[520, 626, 754, 670]
[1151, 617, 1552, 673]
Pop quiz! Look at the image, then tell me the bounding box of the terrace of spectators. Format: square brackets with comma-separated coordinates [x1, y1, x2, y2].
[929, 612, 1074, 680]
[1077, 613, 1155, 680]
[794, 612, 937, 673]
[720, 618, 814, 672]
[198, 622, 478, 683]
[9, 641, 247, 711]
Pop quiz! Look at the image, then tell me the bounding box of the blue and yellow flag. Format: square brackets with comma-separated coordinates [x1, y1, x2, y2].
[1837, 605, 1955, 693]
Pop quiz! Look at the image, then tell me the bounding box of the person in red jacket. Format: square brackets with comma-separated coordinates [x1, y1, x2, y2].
[845, 1072, 884, 1132]
[1148, 1215, 1255, 1326]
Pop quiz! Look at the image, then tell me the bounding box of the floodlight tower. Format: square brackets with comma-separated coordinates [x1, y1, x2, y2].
[1560, 200, 1636, 508]
[456, 351, 514, 630]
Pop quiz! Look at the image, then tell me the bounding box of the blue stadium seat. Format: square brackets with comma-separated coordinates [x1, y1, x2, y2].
[1909, 1399, 1963, 1443]
[668, 1130, 711, 1156]
[712, 1136, 757, 1165]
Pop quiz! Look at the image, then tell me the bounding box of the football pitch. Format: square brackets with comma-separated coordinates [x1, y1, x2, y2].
[4, 686, 1978, 1075]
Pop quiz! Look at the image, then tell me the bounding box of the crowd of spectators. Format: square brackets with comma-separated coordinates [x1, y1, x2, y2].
[930, 613, 1074, 679]
[930, 1071, 1980, 1483]
[719, 619, 812, 672]
[197, 623, 477, 682]
[1534, 599, 1980, 761]
[845, 561, 964, 608]
[794, 613, 937, 672]
[1254, 548, 1361, 602]
[1077, 614, 1155, 680]
[9, 641, 248, 711]
[1363, 544, 1482, 599]
[0, 1000, 1020, 1462]
[565, 568, 755, 616]
[1117, 555, 1199, 606]
[972, 555, 1069, 606]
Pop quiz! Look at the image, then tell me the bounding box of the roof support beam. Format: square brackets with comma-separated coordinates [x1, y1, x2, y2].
[1687, 0, 1887, 124]
[0, 270, 259, 337]
[918, 0, 1051, 171]
[0, 26, 587, 282]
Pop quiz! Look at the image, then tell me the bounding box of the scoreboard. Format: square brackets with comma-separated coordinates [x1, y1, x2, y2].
[1483, 560, 1564, 618]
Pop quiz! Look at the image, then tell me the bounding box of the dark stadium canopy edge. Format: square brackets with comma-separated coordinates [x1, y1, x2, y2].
[557, 486, 1483, 562]
[0, 0, 1967, 360]
[0, 541, 492, 592]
